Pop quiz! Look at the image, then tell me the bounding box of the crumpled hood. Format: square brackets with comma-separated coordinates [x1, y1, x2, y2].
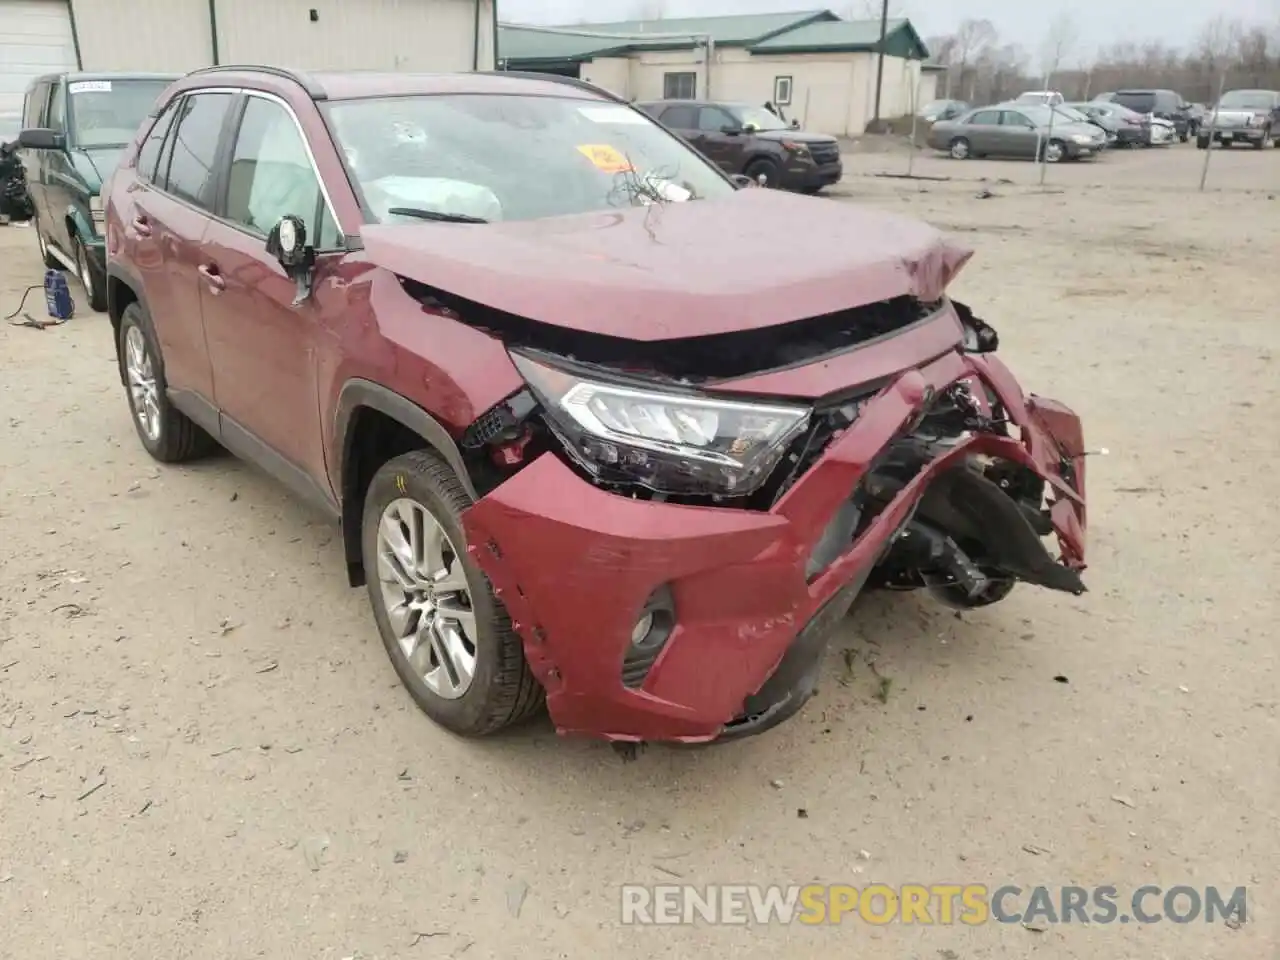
[360, 190, 972, 341]
[72, 147, 123, 192]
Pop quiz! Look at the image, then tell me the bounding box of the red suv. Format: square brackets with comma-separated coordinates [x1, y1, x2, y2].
[104, 66, 1088, 745]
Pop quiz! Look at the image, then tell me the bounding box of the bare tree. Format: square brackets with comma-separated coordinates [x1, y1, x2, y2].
[953, 18, 997, 100]
[1038, 12, 1080, 86]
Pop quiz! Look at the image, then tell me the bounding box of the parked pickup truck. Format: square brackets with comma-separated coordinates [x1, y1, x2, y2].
[1197, 89, 1280, 150]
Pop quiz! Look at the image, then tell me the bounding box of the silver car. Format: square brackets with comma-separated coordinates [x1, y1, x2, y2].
[928, 105, 1108, 162]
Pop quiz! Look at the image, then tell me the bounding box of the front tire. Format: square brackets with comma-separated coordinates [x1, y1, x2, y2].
[1254, 128, 1273, 150]
[34, 215, 59, 269]
[1042, 139, 1066, 163]
[948, 137, 971, 160]
[362, 450, 543, 737]
[74, 235, 107, 312]
[118, 303, 215, 462]
[744, 157, 780, 188]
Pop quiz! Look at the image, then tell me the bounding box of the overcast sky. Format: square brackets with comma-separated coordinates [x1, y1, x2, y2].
[499, 0, 1280, 62]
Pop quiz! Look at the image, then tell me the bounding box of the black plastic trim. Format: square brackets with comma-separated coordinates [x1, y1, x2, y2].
[218, 414, 341, 518]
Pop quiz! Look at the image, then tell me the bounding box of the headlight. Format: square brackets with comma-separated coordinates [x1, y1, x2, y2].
[1071, 134, 1091, 144]
[512, 352, 811, 497]
[780, 140, 811, 158]
[89, 195, 105, 230]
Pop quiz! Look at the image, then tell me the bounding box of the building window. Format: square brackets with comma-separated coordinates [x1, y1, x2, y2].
[663, 72, 697, 100]
[774, 76, 793, 106]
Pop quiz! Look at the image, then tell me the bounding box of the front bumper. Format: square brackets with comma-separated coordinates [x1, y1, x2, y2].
[1065, 141, 1104, 158]
[463, 351, 1087, 743]
[781, 160, 844, 191]
[1210, 127, 1265, 143]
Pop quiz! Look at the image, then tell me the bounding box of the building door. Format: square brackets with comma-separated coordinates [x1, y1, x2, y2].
[0, 0, 77, 143]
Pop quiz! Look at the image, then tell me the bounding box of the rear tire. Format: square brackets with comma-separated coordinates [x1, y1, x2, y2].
[362, 450, 543, 737]
[118, 303, 216, 463]
[1042, 139, 1066, 163]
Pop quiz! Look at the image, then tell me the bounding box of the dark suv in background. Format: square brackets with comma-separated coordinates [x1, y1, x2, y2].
[637, 100, 843, 193]
[18, 72, 178, 310]
[1096, 89, 1195, 140]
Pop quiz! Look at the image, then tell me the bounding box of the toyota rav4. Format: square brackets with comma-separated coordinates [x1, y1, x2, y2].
[104, 66, 1088, 745]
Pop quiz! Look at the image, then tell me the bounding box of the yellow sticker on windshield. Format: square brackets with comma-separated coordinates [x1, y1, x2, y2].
[576, 143, 633, 173]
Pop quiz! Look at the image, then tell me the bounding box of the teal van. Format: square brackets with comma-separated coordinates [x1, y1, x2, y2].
[19, 73, 178, 311]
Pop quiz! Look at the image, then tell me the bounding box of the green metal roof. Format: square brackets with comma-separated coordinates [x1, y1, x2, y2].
[499, 10, 839, 65]
[750, 18, 930, 59]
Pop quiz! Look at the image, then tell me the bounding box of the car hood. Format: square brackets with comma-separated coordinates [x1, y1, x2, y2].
[752, 129, 838, 144]
[360, 190, 972, 341]
[1046, 122, 1106, 138]
[72, 147, 124, 192]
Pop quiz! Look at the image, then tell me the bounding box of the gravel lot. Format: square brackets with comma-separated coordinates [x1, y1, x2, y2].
[1, 143, 1276, 959]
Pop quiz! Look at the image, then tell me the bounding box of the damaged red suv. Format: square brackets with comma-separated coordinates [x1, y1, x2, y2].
[103, 67, 1088, 744]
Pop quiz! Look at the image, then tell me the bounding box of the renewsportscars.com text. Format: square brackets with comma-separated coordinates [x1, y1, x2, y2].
[620, 883, 1247, 926]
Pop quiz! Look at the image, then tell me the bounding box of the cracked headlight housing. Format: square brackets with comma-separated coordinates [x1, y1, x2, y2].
[512, 352, 811, 497]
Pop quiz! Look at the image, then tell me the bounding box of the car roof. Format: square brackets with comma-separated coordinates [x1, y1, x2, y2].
[29, 71, 181, 86]
[171, 66, 617, 104]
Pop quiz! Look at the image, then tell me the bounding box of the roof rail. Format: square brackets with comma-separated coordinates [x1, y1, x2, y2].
[479, 70, 627, 105]
[184, 64, 327, 100]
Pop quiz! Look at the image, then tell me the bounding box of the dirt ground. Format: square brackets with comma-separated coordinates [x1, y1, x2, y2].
[1, 143, 1276, 959]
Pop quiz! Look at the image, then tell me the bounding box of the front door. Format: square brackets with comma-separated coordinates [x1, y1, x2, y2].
[998, 110, 1039, 157]
[694, 105, 744, 172]
[199, 92, 343, 489]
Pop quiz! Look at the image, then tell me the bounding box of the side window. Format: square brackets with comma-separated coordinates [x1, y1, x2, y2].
[662, 72, 696, 100]
[696, 107, 734, 132]
[224, 95, 340, 249]
[969, 110, 1000, 125]
[660, 104, 697, 128]
[136, 98, 180, 182]
[45, 83, 65, 132]
[24, 82, 50, 128]
[999, 111, 1031, 127]
[164, 91, 233, 208]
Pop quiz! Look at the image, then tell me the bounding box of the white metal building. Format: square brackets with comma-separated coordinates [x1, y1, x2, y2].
[498, 11, 932, 138]
[0, 0, 496, 139]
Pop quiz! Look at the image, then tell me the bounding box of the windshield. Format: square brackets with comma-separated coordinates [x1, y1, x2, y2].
[324, 94, 734, 224]
[69, 79, 171, 148]
[1017, 106, 1058, 126]
[733, 105, 790, 131]
[1218, 91, 1275, 110]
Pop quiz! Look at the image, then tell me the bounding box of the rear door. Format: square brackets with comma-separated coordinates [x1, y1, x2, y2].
[128, 90, 236, 402]
[965, 109, 1003, 154]
[199, 91, 343, 488]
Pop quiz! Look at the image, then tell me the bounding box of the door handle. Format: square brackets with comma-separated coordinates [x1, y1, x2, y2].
[198, 264, 226, 293]
[132, 215, 152, 237]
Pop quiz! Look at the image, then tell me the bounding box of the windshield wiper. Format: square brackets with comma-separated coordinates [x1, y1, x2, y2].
[387, 207, 488, 224]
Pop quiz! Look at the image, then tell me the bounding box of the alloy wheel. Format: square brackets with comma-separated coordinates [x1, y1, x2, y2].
[77, 242, 94, 301]
[376, 497, 478, 700]
[124, 325, 161, 442]
[1044, 142, 1064, 162]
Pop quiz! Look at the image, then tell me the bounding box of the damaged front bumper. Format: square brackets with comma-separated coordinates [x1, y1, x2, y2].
[463, 349, 1087, 744]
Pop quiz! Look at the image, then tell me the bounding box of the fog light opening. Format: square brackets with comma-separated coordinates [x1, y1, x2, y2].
[621, 586, 677, 689]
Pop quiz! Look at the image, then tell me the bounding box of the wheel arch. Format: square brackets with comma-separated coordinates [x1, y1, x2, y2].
[334, 379, 479, 588]
[105, 262, 145, 383]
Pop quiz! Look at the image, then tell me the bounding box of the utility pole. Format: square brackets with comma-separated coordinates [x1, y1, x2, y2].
[870, 0, 889, 128]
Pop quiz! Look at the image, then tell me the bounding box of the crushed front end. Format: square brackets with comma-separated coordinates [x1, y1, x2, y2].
[458, 300, 1087, 743]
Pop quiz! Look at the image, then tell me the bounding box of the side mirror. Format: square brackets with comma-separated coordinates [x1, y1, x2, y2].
[790, 119, 801, 129]
[18, 128, 65, 151]
[720, 125, 742, 136]
[265, 215, 316, 306]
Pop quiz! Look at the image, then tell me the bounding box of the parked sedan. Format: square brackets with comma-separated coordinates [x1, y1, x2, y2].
[928, 105, 1107, 162]
[918, 99, 969, 122]
[1066, 101, 1149, 148]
